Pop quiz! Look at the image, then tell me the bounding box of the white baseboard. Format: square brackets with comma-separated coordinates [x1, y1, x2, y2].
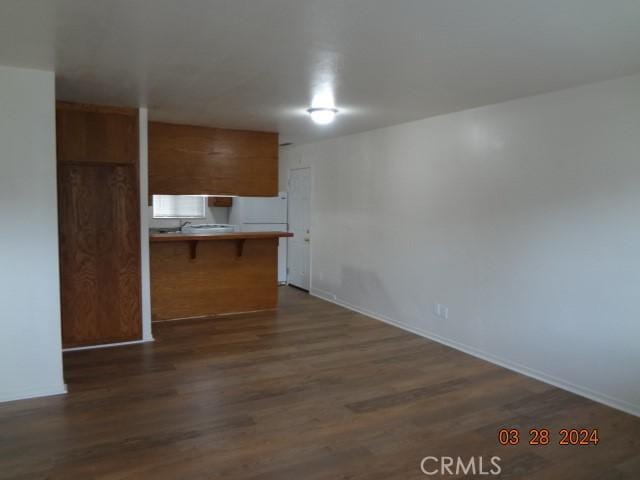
[0, 383, 67, 404]
[310, 287, 640, 418]
[63, 338, 154, 352]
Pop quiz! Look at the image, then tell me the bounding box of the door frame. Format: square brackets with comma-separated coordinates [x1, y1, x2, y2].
[287, 166, 312, 291]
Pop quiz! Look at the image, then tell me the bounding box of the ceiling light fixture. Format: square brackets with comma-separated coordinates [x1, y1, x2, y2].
[307, 107, 338, 125]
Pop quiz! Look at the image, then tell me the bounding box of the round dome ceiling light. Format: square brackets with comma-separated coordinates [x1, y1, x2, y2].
[307, 107, 338, 125]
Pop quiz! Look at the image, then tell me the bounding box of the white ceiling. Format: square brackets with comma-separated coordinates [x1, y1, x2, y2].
[1, 0, 639, 144]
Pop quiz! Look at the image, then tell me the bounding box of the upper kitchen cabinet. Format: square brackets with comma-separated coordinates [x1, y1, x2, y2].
[149, 122, 278, 197]
[56, 102, 139, 165]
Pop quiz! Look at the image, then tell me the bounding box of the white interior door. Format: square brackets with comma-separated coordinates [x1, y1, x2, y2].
[287, 168, 311, 290]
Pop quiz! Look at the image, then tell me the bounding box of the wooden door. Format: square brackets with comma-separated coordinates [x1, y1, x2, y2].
[58, 164, 141, 347]
[57, 103, 141, 348]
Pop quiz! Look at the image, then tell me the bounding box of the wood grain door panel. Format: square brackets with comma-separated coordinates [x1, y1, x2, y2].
[56, 102, 138, 165]
[58, 164, 142, 347]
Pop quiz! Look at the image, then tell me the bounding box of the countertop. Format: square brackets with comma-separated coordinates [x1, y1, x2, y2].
[149, 231, 293, 243]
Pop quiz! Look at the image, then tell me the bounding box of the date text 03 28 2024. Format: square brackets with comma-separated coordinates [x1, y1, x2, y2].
[498, 428, 599, 446]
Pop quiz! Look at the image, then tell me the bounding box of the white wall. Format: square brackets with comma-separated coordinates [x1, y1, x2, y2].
[139, 108, 154, 343]
[0, 65, 65, 402]
[280, 73, 640, 416]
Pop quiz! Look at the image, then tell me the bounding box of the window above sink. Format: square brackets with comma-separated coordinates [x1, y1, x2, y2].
[152, 195, 206, 219]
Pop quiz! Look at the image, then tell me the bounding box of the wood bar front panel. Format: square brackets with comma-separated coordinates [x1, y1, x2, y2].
[150, 239, 278, 321]
[56, 102, 138, 165]
[149, 122, 278, 196]
[58, 164, 142, 347]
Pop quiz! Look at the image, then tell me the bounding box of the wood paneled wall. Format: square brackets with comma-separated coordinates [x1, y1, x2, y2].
[149, 122, 278, 196]
[57, 102, 142, 348]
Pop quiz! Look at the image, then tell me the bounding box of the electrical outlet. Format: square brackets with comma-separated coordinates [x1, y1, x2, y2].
[433, 303, 449, 320]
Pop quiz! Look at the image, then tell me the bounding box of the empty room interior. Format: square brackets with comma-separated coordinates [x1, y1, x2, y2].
[1, 1, 640, 479]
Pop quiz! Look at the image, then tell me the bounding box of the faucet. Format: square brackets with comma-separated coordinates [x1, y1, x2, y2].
[178, 221, 192, 232]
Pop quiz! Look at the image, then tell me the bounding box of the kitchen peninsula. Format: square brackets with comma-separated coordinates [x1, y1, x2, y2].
[150, 230, 293, 321]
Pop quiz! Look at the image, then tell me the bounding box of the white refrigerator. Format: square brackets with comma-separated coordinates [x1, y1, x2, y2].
[229, 192, 288, 284]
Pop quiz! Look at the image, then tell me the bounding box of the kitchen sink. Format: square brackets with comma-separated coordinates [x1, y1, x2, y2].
[150, 227, 181, 234]
[180, 224, 236, 234]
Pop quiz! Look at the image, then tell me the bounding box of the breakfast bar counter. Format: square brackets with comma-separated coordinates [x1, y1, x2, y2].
[150, 231, 293, 321]
[150, 231, 294, 243]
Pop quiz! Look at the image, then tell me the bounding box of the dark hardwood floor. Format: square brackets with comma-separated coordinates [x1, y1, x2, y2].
[1, 287, 639, 479]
